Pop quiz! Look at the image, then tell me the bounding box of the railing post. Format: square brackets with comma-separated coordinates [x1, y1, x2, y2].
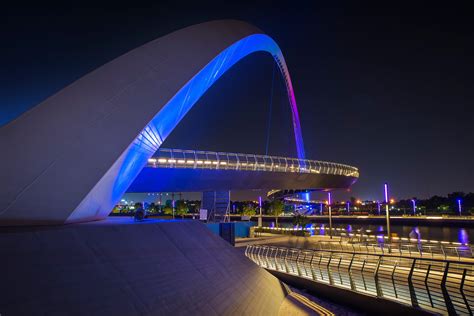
[407, 258, 419, 308]
[424, 264, 434, 308]
[295, 250, 302, 276]
[441, 262, 456, 315]
[441, 244, 446, 260]
[309, 252, 317, 281]
[317, 253, 324, 279]
[278, 248, 284, 271]
[391, 262, 398, 299]
[283, 249, 290, 273]
[264, 247, 271, 268]
[374, 256, 383, 297]
[348, 253, 356, 291]
[327, 252, 334, 285]
[460, 268, 472, 315]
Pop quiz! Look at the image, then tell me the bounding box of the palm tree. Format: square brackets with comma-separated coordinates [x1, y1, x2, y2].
[175, 200, 189, 219]
[270, 199, 284, 227]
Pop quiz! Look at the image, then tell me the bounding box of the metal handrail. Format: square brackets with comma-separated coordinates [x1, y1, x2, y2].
[256, 226, 473, 260]
[246, 245, 474, 315]
[147, 148, 359, 178]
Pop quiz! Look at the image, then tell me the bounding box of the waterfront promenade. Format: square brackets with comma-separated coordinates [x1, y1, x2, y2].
[244, 239, 473, 315]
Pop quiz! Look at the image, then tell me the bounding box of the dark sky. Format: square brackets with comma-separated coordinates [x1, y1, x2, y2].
[1, 2, 473, 200]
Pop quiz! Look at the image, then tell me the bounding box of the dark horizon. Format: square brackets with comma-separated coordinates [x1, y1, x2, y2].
[2, 2, 473, 200]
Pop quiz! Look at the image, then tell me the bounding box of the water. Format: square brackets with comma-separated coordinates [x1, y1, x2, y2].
[268, 221, 473, 244]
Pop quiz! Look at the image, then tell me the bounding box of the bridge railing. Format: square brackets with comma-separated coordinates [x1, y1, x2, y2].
[245, 245, 474, 315]
[147, 148, 359, 178]
[256, 226, 473, 260]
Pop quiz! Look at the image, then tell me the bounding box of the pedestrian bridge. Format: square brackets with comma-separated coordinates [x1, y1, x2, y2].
[127, 148, 359, 192]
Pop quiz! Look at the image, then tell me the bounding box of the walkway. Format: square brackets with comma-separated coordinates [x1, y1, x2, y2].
[246, 244, 474, 315]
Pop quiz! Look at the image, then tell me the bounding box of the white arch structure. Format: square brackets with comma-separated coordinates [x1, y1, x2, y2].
[0, 20, 306, 225]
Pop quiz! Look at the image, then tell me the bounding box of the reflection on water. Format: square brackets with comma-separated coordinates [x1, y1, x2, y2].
[459, 229, 469, 244]
[409, 227, 420, 240]
[319, 224, 325, 236]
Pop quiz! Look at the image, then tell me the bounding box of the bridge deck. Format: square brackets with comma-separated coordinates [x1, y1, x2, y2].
[128, 148, 359, 192]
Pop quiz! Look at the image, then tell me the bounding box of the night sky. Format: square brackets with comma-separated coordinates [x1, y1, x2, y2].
[2, 2, 473, 200]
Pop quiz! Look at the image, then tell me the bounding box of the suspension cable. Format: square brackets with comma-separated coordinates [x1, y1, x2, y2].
[265, 63, 276, 156]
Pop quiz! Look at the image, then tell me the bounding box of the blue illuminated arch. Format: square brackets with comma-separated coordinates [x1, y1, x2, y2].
[67, 34, 306, 222]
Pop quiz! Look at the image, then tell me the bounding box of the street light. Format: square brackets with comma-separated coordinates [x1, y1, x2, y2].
[411, 199, 416, 216]
[458, 199, 462, 216]
[384, 183, 391, 242]
[328, 192, 333, 239]
[172, 198, 175, 219]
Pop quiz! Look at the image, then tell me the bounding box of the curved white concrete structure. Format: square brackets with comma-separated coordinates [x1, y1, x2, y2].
[0, 20, 307, 225]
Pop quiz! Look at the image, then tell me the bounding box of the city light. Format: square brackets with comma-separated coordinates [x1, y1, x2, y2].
[411, 199, 416, 215]
[458, 199, 462, 216]
[328, 192, 333, 239]
[347, 202, 350, 214]
[384, 183, 391, 242]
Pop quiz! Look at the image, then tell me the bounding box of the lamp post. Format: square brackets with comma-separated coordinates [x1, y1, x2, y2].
[172, 197, 175, 219]
[458, 199, 462, 216]
[411, 199, 416, 216]
[258, 196, 263, 227]
[328, 192, 333, 239]
[384, 183, 391, 242]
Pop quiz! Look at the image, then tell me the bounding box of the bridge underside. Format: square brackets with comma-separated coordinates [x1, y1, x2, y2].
[127, 167, 358, 192]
